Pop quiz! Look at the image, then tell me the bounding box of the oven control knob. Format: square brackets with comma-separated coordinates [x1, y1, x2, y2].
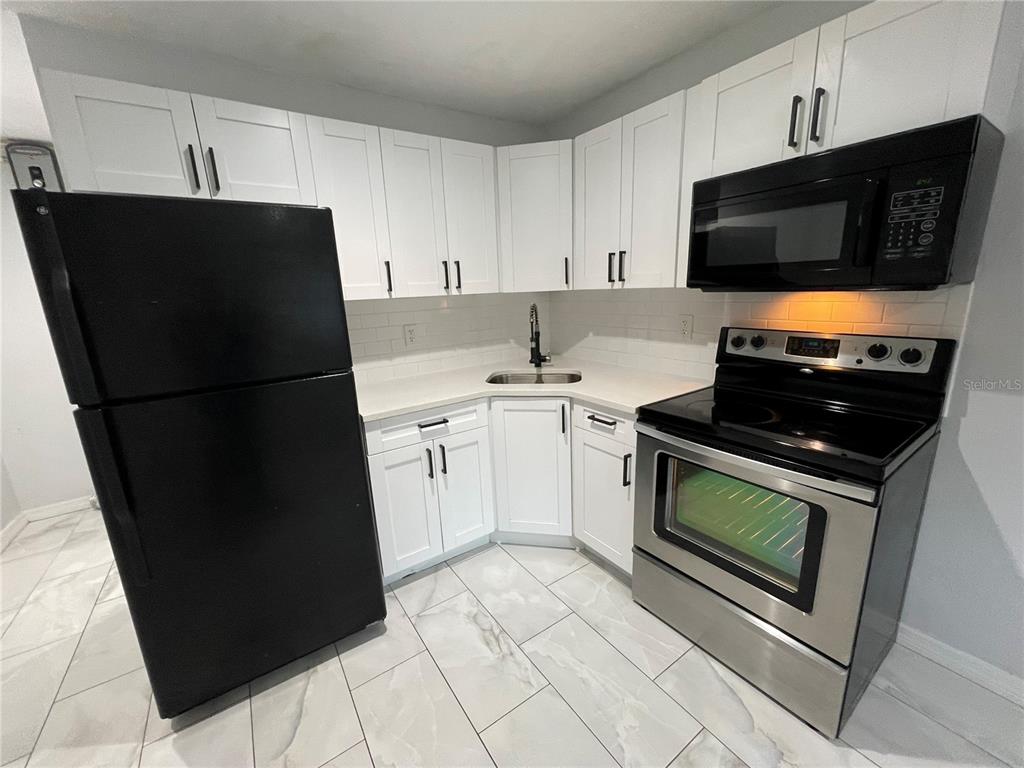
[899, 347, 924, 366]
[867, 343, 890, 360]
[750, 335, 766, 350]
[730, 335, 746, 350]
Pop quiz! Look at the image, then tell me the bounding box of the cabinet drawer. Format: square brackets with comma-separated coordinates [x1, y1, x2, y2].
[365, 399, 488, 454]
[572, 402, 636, 447]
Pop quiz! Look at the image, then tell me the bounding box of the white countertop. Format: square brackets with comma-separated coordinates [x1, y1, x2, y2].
[357, 357, 710, 421]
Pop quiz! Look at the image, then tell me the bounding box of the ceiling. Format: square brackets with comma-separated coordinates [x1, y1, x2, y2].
[6, 1, 775, 126]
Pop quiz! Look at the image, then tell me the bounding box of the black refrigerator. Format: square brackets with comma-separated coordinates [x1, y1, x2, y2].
[12, 189, 386, 718]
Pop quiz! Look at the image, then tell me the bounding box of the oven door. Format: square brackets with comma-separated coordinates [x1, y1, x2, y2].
[687, 174, 880, 290]
[633, 425, 879, 665]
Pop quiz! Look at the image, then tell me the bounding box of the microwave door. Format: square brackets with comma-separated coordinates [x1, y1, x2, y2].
[687, 176, 876, 290]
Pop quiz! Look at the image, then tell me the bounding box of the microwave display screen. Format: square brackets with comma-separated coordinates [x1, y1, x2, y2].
[695, 200, 848, 267]
[785, 336, 840, 358]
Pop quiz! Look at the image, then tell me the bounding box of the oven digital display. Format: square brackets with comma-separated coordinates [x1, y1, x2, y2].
[785, 336, 840, 358]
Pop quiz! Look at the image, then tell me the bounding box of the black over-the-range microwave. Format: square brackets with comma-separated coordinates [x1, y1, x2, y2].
[686, 116, 1004, 291]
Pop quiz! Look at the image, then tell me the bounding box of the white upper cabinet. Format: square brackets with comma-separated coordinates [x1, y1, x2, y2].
[811, 0, 1005, 151]
[574, 119, 623, 289]
[574, 92, 684, 290]
[705, 29, 820, 175]
[307, 117, 393, 300]
[676, 79, 716, 287]
[380, 129, 449, 297]
[619, 92, 685, 288]
[190, 95, 316, 204]
[496, 141, 573, 292]
[39, 70, 208, 198]
[440, 139, 500, 295]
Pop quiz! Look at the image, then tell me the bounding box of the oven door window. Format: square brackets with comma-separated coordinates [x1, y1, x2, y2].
[687, 175, 878, 289]
[654, 455, 825, 611]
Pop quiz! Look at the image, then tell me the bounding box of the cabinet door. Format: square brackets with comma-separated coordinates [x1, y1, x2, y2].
[491, 398, 572, 535]
[436, 427, 496, 551]
[38, 70, 208, 198]
[440, 139, 500, 295]
[812, 1, 1004, 151]
[190, 95, 316, 204]
[708, 29, 819, 175]
[307, 117, 393, 300]
[379, 129, 449, 297]
[620, 91, 685, 289]
[676, 80, 716, 287]
[368, 443, 444, 578]
[496, 141, 573, 292]
[573, 119, 622, 289]
[572, 429, 634, 573]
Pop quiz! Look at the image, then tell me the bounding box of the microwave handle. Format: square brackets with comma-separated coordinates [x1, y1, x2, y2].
[853, 178, 882, 266]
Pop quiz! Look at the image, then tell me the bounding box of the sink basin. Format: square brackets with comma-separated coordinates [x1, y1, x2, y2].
[486, 370, 582, 385]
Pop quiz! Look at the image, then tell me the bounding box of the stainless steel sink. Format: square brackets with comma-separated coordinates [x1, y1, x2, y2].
[486, 370, 582, 385]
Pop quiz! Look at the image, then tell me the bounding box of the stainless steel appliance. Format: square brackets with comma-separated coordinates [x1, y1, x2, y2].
[632, 327, 956, 737]
[686, 115, 1003, 291]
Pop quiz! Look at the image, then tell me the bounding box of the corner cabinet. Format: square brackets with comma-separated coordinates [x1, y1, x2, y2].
[491, 398, 572, 535]
[496, 141, 573, 292]
[574, 92, 685, 290]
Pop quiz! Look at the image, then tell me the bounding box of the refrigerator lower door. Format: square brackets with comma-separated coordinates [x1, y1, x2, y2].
[75, 372, 385, 718]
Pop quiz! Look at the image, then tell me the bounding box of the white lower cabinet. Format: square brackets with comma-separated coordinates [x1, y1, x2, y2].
[491, 398, 573, 535]
[572, 426, 635, 573]
[368, 425, 494, 578]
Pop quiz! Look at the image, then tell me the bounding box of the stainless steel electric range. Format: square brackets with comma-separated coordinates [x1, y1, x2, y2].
[631, 326, 956, 737]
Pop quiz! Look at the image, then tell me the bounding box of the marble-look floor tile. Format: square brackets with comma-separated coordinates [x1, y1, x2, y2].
[414, 590, 547, 730]
[524, 614, 700, 768]
[500, 544, 589, 585]
[450, 546, 569, 643]
[143, 685, 249, 745]
[0, 609, 16, 635]
[1, 513, 80, 561]
[73, 508, 106, 532]
[3, 756, 29, 768]
[321, 741, 373, 768]
[1, 636, 79, 764]
[97, 565, 125, 603]
[656, 649, 873, 768]
[58, 597, 144, 700]
[2, 549, 59, 610]
[392, 563, 466, 616]
[352, 651, 493, 768]
[337, 592, 425, 688]
[250, 644, 362, 768]
[140, 689, 253, 768]
[842, 685, 1007, 768]
[550, 563, 691, 678]
[481, 685, 617, 768]
[2, 564, 108, 658]
[670, 730, 748, 768]
[872, 643, 1023, 767]
[28, 667, 150, 768]
[42, 526, 114, 581]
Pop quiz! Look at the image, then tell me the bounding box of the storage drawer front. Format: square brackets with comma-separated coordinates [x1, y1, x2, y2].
[573, 402, 636, 447]
[365, 399, 488, 454]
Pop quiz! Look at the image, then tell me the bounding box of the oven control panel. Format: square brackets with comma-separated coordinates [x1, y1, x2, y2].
[724, 328, 938, 374]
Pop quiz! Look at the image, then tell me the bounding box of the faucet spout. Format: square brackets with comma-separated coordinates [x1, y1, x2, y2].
[528, 303, 550, 368]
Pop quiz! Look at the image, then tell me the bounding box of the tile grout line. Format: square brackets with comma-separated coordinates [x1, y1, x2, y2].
[662, 728, 702, 768]
[335, 646, 376, 768]
[136, 692, 153, 768]
[497, 541, 592, 586]
[888, 640, 1024, 710]
[54, 663, 146, 704]
[248, 687, 256, 768]
[534, 672, 625, 768]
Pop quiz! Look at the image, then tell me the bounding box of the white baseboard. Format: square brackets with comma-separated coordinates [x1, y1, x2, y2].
[898, 622, 1024, 707]
[1, 496, 96, 552]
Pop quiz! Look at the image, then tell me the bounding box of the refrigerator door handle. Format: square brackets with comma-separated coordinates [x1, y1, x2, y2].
[14, 191, 102, 404]
[74, 409, 151, 584]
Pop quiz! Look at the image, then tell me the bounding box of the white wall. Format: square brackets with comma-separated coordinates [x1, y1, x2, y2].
[0, 164, 94, 520]
[899, 7, 1024, 681]
[17, 15, 544, 147]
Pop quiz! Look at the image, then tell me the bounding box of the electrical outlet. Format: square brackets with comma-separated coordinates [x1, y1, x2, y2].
[403, 323, 425, 347]
[680, 314, 694, 339]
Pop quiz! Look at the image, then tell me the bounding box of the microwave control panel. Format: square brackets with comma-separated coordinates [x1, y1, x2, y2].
[874, 158, 968, 285]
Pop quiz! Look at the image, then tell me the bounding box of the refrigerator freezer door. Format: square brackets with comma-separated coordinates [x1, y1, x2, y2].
[75, 372, 384, 717]
[14, 189, 352, 406]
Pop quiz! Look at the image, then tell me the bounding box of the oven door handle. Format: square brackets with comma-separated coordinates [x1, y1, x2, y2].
[634, 422, 878, 504]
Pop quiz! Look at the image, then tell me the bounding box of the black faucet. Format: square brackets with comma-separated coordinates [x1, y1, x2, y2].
[529, 303, 550, 368]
